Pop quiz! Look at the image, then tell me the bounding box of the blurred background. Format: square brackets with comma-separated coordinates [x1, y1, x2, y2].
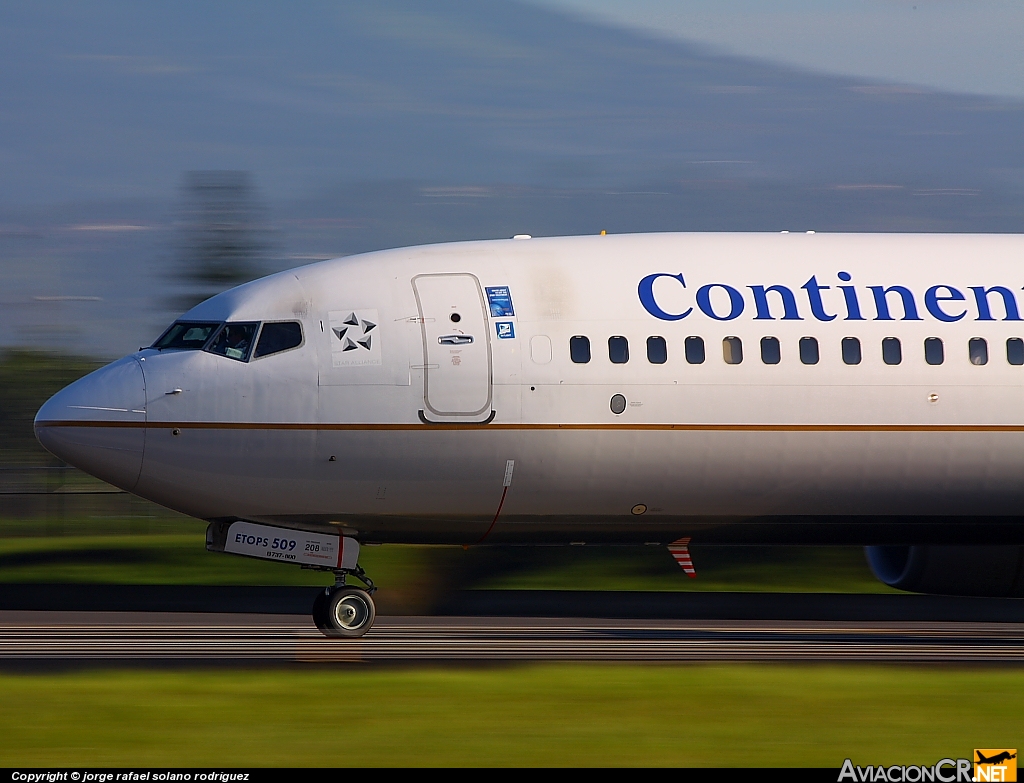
[3, 0, 1023, 606]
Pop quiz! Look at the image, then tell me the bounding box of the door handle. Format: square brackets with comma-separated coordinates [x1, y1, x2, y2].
[439, 335, 474, 345]
[165, 388, 183, 395]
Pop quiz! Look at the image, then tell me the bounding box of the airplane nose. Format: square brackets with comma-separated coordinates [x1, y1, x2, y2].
[34, 356, 147, 492]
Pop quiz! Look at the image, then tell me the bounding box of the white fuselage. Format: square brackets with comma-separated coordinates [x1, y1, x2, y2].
[34, 233, 1024, 545]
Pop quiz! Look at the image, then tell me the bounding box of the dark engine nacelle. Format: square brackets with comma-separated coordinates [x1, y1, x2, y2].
[865, 545, 1024, 597]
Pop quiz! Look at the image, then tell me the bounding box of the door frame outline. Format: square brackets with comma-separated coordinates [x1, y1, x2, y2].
[412, 272, 494, 419]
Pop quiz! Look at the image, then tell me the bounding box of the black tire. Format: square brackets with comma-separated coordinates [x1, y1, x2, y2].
[311, 588, 331, 632]
[320, 587, 376, 638]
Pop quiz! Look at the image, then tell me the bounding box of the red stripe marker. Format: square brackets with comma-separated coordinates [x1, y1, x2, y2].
[668, 537, 696, 578]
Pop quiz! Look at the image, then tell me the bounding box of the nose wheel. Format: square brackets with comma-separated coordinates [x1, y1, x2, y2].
[312, 583, 376, 638]
[308, 556, 378, 638]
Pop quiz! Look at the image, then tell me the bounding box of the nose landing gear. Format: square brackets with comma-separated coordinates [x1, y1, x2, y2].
[204, 521, 378, 638]
[312, 565, 377, 638]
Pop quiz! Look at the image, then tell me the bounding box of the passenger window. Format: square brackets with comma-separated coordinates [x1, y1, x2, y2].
[842, 337, 861, 365]
[799, 337, 819, 365]
[152, 321, 221, 351]
[924, 337, 944, 366]
[968, 338, 988, 366]
[254, 322, 303, 359]
[722, 336, 743, 365]
[205, 322, 258, 362]
[685, 336, 705, 364]
[882, 337, 902, 365]
[570, 335, 591, 364]
[1007, 338, 1024, 366]
[760, 337, 781, 365]
[608, 336, 629, 364]
[646, 336, 667, 364]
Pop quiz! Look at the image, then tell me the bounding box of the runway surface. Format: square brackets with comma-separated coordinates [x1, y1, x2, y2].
[2, 611, 1023, 663]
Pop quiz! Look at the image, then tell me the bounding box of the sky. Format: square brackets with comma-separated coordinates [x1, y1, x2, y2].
[6, 0, 1020, 208]
[3, 1, 1024, 357]
[539, 0, 1024, 99]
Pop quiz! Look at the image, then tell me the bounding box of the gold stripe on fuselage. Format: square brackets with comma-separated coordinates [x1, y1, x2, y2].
[34, 420, 1024, 432]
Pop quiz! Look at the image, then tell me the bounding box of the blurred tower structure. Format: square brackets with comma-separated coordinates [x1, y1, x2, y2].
[170, 171, 270, 313]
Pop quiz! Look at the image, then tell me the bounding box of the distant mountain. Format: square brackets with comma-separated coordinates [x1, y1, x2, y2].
[2, 1, 1024, 358]
[1, 0, 1022, 205]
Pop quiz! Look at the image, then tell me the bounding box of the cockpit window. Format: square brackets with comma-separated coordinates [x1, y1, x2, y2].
[253, 321, 303, 359]
[205, 322, 259, 362]
[152, 321, 221, 351]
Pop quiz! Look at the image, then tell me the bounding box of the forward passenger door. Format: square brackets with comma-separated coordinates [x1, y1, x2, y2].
[412, 273, 493, 421]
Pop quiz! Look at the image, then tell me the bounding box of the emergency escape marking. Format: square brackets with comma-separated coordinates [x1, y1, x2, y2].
[223, 520, 359, 569]
[668, 537, 697, 578]
[328, 309, 381, 367]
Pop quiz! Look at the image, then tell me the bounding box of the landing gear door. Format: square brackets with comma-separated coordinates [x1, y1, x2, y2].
[412, 273, 493, 421]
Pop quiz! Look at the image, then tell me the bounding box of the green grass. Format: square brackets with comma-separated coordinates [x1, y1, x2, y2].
[0, 533, 331, 585]
[0, 515, 897, 595]
[0, 664, 1017, 766]
[0, 533, 437, 593]
[474, 545, 898, 593]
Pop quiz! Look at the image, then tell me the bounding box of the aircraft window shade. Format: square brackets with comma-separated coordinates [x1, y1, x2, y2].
[722, 336, 743, 365]
[968, 338, 988, 366]
[1007, 338, 1024, 366]
[647, 336, 667, 364]
[760, 336, 781, 365]
[608, 336, 629, 364]
[685, 336, 705, 364]
[254, 321, 303, 359]
[924, 337, 944, 366]
[799, 337, 819, 365]
[570, 335, 591, 364]
[152, 321, 221, 351]
[842, 337, 861, 365]
[882, 337, 902, 365]
[204, 322, 259, 362]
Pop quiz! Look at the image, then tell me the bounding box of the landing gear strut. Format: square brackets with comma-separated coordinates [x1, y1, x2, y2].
[312, 566, 377, 638]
